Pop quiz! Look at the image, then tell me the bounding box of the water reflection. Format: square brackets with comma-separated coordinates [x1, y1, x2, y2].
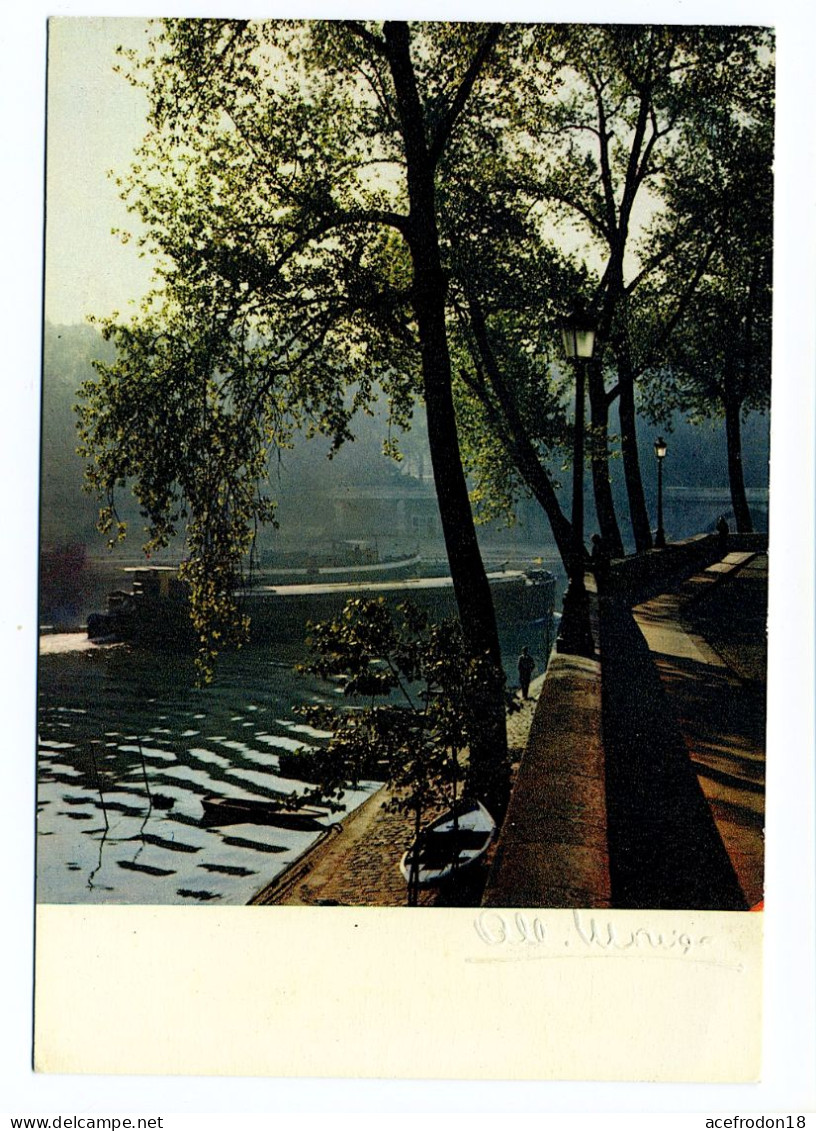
[37, 642, 377, 905]
[38, 618, 549, 905]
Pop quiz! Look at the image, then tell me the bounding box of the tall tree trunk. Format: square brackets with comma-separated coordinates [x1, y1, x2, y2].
[587, 362, 625, 558]
[616, 346, 653, 553]
[510, 445, 573, 568]
[465, 294, 573, 568]
[725, 393, 753, 533]
[386, 21, 509, 814]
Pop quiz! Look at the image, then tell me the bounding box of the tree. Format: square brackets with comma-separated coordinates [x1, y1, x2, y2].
[502, 24, 773, 552]
[296, 597, 508, 902]
[447, 236, 580, 566]
[78, 19, 520, 810]
[377, 24, 772, 569]
[637, 60, 773, 532]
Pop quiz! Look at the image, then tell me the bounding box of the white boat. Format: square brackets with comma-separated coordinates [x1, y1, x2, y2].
[400, 800, 496, 887]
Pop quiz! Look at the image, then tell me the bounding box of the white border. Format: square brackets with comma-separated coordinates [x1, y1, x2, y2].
[3, 0, 814, 1116]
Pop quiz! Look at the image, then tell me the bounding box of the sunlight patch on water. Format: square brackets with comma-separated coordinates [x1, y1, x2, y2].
[160, 765, 220, 789]
[224, 767, 311, 795]
[37, 642, 388, 904]
[118, 744, 177, 762]
[187, 746, 232, 768]
[218, 745, 280, 769]
[38, 761, 83, 777]
[253, 733, 313, 753]
[276, 720, 333, 739]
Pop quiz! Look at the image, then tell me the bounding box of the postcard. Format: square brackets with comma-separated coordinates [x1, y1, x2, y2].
[22, 6, 811, 1093]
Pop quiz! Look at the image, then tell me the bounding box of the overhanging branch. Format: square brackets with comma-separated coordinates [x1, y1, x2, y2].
[428, 24, 503, 167]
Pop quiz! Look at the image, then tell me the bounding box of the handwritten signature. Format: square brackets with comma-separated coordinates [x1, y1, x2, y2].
[470, 910, 732, 966]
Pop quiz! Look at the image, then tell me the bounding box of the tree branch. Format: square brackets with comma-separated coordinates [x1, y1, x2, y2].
[268, 208, 410, 278]
[461, 290, 573, 562]
[340, 20, 388, 58]
[428, 23, 503, 167]
[636, 225, 725, 377]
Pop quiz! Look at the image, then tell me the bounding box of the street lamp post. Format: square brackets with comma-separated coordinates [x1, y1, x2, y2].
[556, 315, 595, 658]
[654, 436, 667, 549]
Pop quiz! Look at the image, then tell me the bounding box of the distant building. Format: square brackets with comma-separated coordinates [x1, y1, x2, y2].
[663, 487, 769, 536]
[329, 479, 442, 544]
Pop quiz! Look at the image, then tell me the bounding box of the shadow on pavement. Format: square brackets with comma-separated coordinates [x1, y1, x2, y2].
[598, 598, 748, 910]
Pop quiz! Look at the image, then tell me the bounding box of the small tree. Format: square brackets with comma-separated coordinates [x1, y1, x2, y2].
[296, 597, 511, 903]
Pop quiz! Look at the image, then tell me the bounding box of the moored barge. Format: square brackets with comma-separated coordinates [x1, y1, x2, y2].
[87, 565, 556, 649]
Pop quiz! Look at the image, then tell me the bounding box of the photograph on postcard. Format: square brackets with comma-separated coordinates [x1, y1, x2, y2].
[37, 18, 771, 919]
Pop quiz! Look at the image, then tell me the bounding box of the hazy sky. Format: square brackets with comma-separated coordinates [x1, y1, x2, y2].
[43, 15, 656, 327]
[39, 15, 762, 327]
[45, 18, 155, 325]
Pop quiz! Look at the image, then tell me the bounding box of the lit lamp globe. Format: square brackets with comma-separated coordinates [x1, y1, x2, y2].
[560, 319, 596, 361]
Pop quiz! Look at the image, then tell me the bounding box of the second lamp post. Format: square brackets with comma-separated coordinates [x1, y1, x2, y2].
[556, 314, 596, 658]
[654, 436, 667, 549]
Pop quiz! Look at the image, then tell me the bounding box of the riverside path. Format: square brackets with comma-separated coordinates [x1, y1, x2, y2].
[485, 544, 766, 911]
[626, 552, 766, 909]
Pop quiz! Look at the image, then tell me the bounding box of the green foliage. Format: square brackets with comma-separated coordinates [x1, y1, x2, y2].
[76, 294, 283, 678]
[77, 18, 773, 682]
[295, 597, 513, 818]
[447, 244, 578, 527]
[84, 19, 528, 672]
[636, 49, 773, 426]
[491, 24, 773, 549]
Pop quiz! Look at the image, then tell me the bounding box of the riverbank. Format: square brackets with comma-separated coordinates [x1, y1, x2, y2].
[253, 546, 768, 911]
[39, 631, 122, 655]
[250, 672, 546, 907]
[485, 547, 766, 911]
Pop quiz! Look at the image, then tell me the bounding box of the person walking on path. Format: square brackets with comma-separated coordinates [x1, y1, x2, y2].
[517, 647, 536, 700]
[590, 533, 611, 592]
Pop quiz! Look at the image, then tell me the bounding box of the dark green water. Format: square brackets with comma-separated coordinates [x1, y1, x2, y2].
[37, 597, 554, 906]
[36, 641, 376, 905]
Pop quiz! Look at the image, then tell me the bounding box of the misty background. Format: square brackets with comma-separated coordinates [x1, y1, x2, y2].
[38, 20, 770, 631]
[40, 320, 770, 630]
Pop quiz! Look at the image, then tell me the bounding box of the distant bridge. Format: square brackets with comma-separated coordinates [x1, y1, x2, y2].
[662, 486, 768, 536]
[664, 487, 769, 502]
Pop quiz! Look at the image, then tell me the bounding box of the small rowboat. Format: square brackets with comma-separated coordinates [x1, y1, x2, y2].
[400, 800, 496, 887]
[201, 795, 328, 832]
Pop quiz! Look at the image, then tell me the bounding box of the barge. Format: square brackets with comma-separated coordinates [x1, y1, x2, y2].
[87, 565, 556, 650]
[259, 541, 421, 584]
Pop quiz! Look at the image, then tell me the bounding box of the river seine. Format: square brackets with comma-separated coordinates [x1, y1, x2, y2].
[37, 593, 554, 905]
[36, 640, 377, 905]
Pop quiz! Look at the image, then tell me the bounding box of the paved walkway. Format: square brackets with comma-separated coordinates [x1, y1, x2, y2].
[253, 550, 767, 911]
[631, 553, 766, 908]
[485, 550, 766, 911]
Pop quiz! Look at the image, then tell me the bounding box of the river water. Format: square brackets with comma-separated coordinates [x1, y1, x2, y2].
[36, 640, 377, 906]
[37, 593, 555, 906]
